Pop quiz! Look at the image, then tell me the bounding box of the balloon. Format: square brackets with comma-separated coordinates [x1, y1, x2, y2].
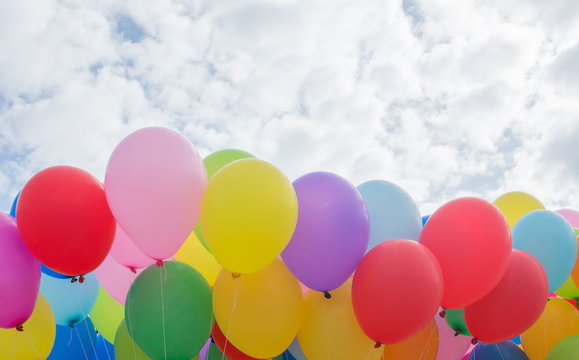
[174, 231, 221, 287]
[0, 294, 56, 359]
[0, 213, 41, 329]
[493, 191, 545, 228]
[419, 197, 511, 308]
[95, 255, 143, 305]
[114, 320, 151, 360]
[521, 297, 579, 360]
[211, 321, 263, 360]
[282, 172, 369, 291]
[206, 341, 230, 360]
[357, 179, 422, 252]
[40, 272, 99, 326]
[546, 334, 579, 360]
[468, 342, 529, 360]
[105, 127, 207, 260]
[96, 334, 116, 360]
[556, 209, 579, 227]
[445, 309, 471, 336]
[89, 287, 124, 343]
[41, 264, 70, 279]
[352, 239, 443, 344]
[10, 192, 18, 217]
[201, 158, 298, 273]
[555, 276, 579, 301]
[435, 312, 471, 360]
[512, 210, 577, 293]
[287, 338, 307, 360]
[47, 317, 97, 360]
[384, 318, 439, 360]
[422, 215, 430, 226]
[510, 336, 521, 345]
[464, 249, 549, 343]
[298, 278, 382, 360]
[213, 258, 303, 358]
[109, 225, 155, 270]
[125, 261, 213, 359]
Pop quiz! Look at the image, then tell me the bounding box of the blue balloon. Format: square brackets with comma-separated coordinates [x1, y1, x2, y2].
[47, 317, 97, 360]
[468, 342, 529, 360]
[40, 272, 99, 326]
[512, 210, 577, 293]
[422, 215, 430, 226]
[10, 192, 18, 218]
[510, 335, 521, 345]
[357, 180, 422, 252]
[41, 264, 71, 279]
[96, 334, 115, 359]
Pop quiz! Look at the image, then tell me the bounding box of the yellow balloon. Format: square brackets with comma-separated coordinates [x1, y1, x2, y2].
[521, 297, 579, 360]
[213, 258, 303, 358]
[174, 232, 221, 286]
[89, 287, 124, 343]
[383, 318, 439, 360]
[200, 159, 298, 273]
[493, 191, 545, 228]
[0, 294, 56, 359]
[298, 278, 382, 360]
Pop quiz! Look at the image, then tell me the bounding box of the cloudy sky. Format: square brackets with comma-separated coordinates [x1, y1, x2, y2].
[1, 0, 579, 215]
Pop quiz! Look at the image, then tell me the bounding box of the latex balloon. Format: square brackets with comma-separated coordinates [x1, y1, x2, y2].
[435, 312, 471, 360]
[96, 334, 116, 360]
[114, 320, 151, 360]
[419, 197, 511, 308]
[0, 294, 56, 359]
[465, 249, 549, 343]
[105, 127, 207, 261]
[10, 193, 18, 218]
[174, 232, 221, 287]
[17, 166, 116, 275]
[357, 180, 422, 251]
[125, 261, 213, 359]
[40, 272, 99, 326]
[493, 191, 545, 228]
[41, 264, 70, 279]
[95, 255, 143, 305]
[298, 279, 382, 360]
[282, 172, 369, 291]
[521, 297, 579, 360]
[555, 276, 579, 302]
[352, 239, 443, 344]
[89, 287, 124, 343]
[383, 318, 439, 360]
[213, 258, 303, 358]
[47, 317, 97, 360]
[512, 210, 577, 293]
[445, 309, 470, 336]
[201, 158, 298, 274]
[546, 334, 579, 360]
[468, 341, 529, 360]
[422, 215, 430, 226]
[556, 209, 579, 227]
[0, 213, 41, 329]
[109, 225, 154, 270]
[211, 321, 263, 360]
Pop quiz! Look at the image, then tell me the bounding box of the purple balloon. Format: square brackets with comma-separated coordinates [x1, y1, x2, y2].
[0, 212, 41, 328]
[281, 172, 369, 291]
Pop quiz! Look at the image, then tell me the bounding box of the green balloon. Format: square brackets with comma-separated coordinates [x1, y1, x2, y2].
[114, 319, 152, 360]
[195, 149, 255, 252]
[126, 261, 213, 360]
[206, 342, 229, 360]
[445, 308, 471, 336]
[546, 334, 579, 359]
[89, 287, 124, 344]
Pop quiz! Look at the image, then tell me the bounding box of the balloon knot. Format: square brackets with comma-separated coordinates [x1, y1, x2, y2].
[231, 273, 241, 279]
[471, 338, 478, 345]
[78, 275, 85, 284]
[68, 322, 75, 328]
[324, 291, 332, 299]
[129, 267, 137, 274]
[454, 330, 461, 337]
[439, 309, 446, 318]
[374, 341, 382, 348]
[15, 324, 23, 332]
[71, 277, 78, 283]
[156, 260, 164, 267]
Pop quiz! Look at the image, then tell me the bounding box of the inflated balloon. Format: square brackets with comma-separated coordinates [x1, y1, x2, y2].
[465, 249, 549, 343]
[493, 191, 545, 228]
[10, 192, 18, 217]
[546, 334, 579, 360]
[213, 258, 303, 358]
[89, 287, 124, 343]
[114, 320, 151, 360]
[0, 213, 41, 329]
[298, 279, 382, 360]
[521, 297, 579, 360]
[419, 197, 511, 308]
[41, 264, 70, 279]
[201, 158, 298, 274]
[105, 127, 207, 261]
[352, 239, 443, 344]
[95, 255, 143, 305]
[512, 210, 577, 293]
[0, 294, 56, 359]
[40, 272, 99, 326]
[211, 321, 262, 360]
[422, 215, 430, 226]
[435, 312, 471, 360]
[444, 309, 470, 336]
[125, 261, 213, 359]
[174, 231, 221, 287]
[47, 317, 97, 360]
[96, 334, 115, 360]
[555, 276, 579, 302]
[556, 209, 579, 227]
[17, 166, 116, 275]
[357, 179, 422, 251]
[282, 172, 369, 291]
[109, 225, 154, 270]
[384, 318, 439, 360]
[468, 341, 529, 360]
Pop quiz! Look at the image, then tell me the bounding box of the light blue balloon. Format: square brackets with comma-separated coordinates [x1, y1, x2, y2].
[287, 337, 307, 360]
[40, 272, 99, 326]
[47, 317, 97, 360]
[512, 210, 578, 293]
[357, 180, 422, 252]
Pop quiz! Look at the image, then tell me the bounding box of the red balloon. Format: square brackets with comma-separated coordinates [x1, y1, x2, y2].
[17, 166, 116, 275]
[211, 321, 264, 360]
[419, 197, 511, 309]
[464, 249, 549, 343]
[352, 239, 443, 344]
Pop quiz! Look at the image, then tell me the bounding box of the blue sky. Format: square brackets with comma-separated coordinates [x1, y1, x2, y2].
[1, 0, 579, 215]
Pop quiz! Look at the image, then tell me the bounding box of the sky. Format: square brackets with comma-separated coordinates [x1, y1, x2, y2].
[1, 0, 579, 215]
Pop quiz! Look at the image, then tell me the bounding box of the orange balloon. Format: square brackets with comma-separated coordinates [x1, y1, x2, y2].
[382, 318, 439, 360]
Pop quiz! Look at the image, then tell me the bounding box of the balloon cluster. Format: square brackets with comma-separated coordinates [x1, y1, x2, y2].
[1, 127, 579, 360]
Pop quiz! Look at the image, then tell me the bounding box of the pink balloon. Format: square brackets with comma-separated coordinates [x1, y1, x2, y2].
[94, 255, 143, 305]
[435, 312, 472, 360]
[109, 225, 154, 269]
[556, 209, 579, 228]
[0, 213, 41, 328]
[105, 127, 207, 260]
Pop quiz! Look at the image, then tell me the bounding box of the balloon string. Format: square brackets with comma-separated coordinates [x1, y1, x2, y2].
[101, 334, 112, 360]
[222, 276, 240, 360]
[160, 266, 168, 360]
[22, 329, 43, 360]
[128, 271, 138, 360]
[362, 342, 376, 360]
[495, 343, 506, 360]
[75, 282, 99, 359]
[75, 326, 90, 360]
[543, 305, 548, 358]
[418, 322, 436, 360]
[68, 326, 73, 346]
[321, 298, 331, 360]
[11, 331, 17, 357]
